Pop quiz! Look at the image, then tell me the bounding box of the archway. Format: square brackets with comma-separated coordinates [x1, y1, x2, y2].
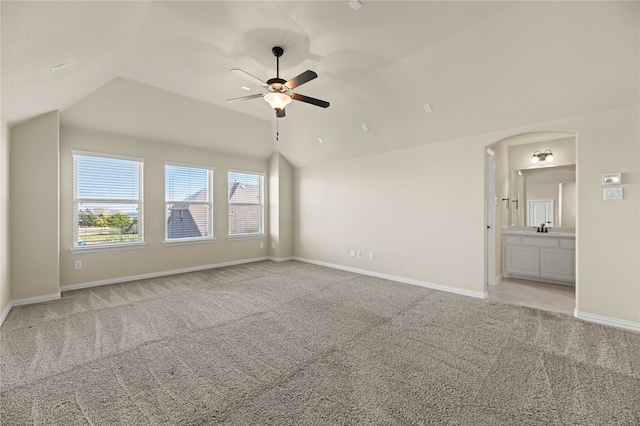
[485, 131, 577, 314]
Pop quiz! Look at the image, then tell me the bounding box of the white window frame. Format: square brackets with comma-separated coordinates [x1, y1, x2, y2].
[164, 161, 214, 245]
[228, 169, 265, 239]
[71, 150, 145, 253]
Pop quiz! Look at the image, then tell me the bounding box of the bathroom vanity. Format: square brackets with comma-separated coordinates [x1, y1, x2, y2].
[502, 226, 575, 286]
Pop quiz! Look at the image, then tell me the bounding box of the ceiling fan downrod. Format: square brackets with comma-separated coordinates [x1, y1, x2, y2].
[272, 46, 283, 79]
[267, 46, 287, 91]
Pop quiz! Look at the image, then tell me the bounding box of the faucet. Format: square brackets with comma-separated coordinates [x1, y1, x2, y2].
[538, 223, 546, 233]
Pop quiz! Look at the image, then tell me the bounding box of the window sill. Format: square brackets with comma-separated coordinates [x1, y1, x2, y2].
[70, 242, 147, 254]
[163, 238, 215, 247]
[227, 234, 265, 241]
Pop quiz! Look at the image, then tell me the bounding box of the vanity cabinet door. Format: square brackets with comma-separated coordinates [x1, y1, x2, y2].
[505, 245, 540, 277]
[540, 248, 575, 282]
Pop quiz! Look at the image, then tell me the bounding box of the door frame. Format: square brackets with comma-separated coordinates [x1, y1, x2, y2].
[486, 148, 496, 286]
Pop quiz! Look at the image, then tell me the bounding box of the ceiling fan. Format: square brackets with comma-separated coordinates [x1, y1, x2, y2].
[227, 46, 330, 118]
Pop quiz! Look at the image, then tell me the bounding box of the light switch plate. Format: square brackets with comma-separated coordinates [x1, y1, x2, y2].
[604, 187, 623, 200]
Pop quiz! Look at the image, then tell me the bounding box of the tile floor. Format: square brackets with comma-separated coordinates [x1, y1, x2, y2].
[488, 278, 575, 315]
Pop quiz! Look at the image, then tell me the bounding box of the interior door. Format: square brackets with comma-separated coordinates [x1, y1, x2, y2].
[527, 200, 554, 227]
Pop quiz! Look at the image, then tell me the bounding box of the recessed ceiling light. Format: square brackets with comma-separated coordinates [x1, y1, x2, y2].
[348, 0, 362, 11]
[318, 137, 325, 144]
[423, 103, 433, 113]
[51, 63, 67, 73]
[361, 124, 369, 132]
[241, 86, 251, 91]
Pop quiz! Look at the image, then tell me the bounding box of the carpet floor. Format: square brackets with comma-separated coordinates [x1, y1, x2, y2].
[1, 261, 639, 425]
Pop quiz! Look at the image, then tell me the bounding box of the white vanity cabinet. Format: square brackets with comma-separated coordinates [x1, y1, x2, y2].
[503, 233, 575, 285]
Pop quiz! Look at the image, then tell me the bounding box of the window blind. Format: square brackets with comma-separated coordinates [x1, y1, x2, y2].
[228, 171, 264, 237]
[73, 152, 143, 247]
[165, 163, 213, 241]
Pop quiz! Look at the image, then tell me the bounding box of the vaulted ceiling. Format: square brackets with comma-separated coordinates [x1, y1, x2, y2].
[2, 1, 637, 168]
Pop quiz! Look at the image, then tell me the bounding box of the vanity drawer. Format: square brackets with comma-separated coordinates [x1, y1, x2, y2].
[505, 236, 521, 245]
[522, 237, 559, 248]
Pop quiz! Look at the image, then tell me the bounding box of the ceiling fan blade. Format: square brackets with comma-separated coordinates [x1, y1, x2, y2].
[231, 69, 268, 87]
[276, 109, 286, 118]
[286, 70, 317, 89]
[290, 93, 330, 108]
[226, 94, 264, 103]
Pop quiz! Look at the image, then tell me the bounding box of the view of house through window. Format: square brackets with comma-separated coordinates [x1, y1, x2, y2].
[165, 163, 213, 241]
[73, 152, 143, 247]
[228, 171, 264, 237]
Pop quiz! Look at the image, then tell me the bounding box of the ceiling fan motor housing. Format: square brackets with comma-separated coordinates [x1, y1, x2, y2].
[267, 78, 288, 92]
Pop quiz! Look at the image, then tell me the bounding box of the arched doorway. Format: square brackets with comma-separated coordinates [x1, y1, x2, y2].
[486, 131, 577, 314]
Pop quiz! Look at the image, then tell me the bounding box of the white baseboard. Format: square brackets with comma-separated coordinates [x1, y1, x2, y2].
[6, 258, 637, 334]
[0, 302, 12, 326]
[10, 292, 61, 306]
[574, 310, 640, 333]
[60, 257, 270, 292]
[269, 256, 294, 263]
[294, 257, 488, 299]
[0, 292, 61, 328]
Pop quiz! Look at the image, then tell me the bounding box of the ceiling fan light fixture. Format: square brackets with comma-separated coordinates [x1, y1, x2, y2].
[264, 92, 291, 111]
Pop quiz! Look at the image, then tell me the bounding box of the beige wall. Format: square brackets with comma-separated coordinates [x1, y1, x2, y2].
[59, 127, 269, 287]
[573, 107, 639, 322]
[10, 111, 60, 300]
[269, 152, 293, 259]
[0, 121, 10, 317]
[294, 105, 640, 325]
[295, 137, 487, 294]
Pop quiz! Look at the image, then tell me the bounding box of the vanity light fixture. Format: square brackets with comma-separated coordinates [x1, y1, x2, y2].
[530, 149, 554, 164]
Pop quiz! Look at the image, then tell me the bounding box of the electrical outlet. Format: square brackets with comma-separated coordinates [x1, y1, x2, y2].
[272, 242, 276, 249]
[356, 250, 361, 258]
[349, 249, 356, 257]
[260, 242, 264, 248]
[369, 252, 375, 260]
[74, 260, 82, 270]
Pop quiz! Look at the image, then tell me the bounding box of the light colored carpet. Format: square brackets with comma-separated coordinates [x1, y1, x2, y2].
[1, 261, 639, 425]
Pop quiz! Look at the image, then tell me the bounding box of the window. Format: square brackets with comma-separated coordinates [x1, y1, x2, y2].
[165, 162, 214, 242]
[228, 170, 264, 238]
[73, 151, 143, 248]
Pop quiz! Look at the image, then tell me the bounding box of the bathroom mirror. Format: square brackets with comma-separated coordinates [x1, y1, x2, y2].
[509, 165, 576, 228]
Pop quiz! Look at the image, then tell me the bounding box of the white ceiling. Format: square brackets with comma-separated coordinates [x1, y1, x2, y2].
[2, 1, 638, 168]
